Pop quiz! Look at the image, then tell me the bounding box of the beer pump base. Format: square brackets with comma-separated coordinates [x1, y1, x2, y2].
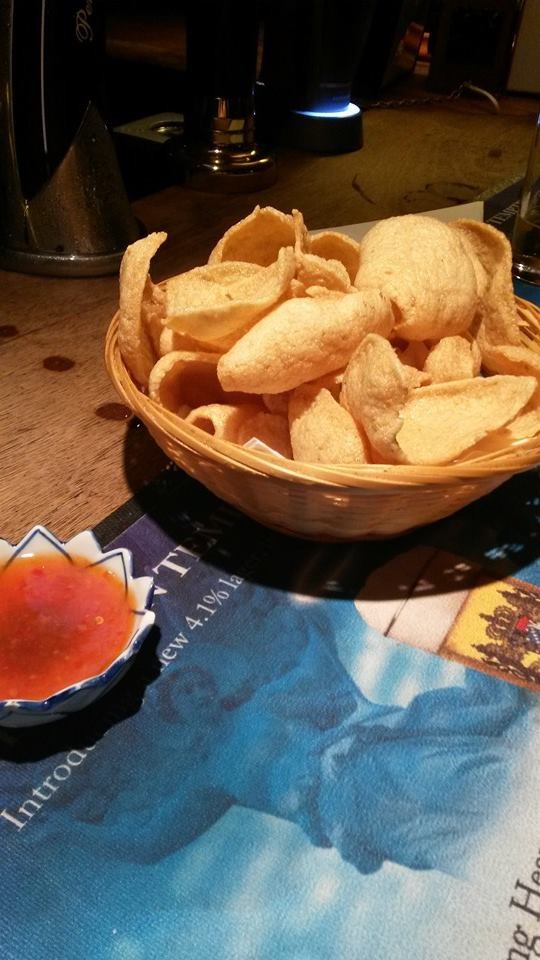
[185, 145, 277, 194]
[183, 96, 277, 194]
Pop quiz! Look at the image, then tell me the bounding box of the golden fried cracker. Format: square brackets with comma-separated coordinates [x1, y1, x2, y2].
[159, 326, 222, 356]
[456, 398, 540, 460]
[236, 411, 292, 458]
[304, 285, 345, 299]
[185, 402, 264, 441]
[165, 247, 296, 348]
[341, 333, 410, 462]
[396, 375, 536, 464]
[449, 219, 522, 347]
[505, 404, 540, 440]
[118, 231, 167, 386]
[423, 336, 477, 382]
[355, 214, 478, 340]
[308, 231, 361, 283]
[479, 342, 540, 381]
[295, 252, 352, 292]
[217, 289, 394, 394]
[289, 385, 369, 464]
[149, 351, 226, 415]
[208, 206, 302, 266]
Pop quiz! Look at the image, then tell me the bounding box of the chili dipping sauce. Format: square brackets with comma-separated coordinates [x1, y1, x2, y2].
[0, 553, 134, 700]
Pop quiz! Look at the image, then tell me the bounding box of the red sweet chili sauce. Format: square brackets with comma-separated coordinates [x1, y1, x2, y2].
[0, 553, 134, 700]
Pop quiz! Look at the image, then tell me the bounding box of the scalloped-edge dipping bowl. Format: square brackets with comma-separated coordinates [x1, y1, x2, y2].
[0, 525, 155, 728]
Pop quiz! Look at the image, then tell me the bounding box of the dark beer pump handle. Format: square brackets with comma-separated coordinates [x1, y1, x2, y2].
[11, 0, 105, 200]
[184, 0, 260, 144]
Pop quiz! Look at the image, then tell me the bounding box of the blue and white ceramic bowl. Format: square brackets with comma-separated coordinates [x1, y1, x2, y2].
[0, 525, 155, 728]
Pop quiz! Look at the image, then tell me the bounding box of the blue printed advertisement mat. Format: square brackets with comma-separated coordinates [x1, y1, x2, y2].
[2, 460, 540, 960]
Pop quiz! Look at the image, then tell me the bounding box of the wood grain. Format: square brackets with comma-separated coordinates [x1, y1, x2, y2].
[1, 92, 539, 542]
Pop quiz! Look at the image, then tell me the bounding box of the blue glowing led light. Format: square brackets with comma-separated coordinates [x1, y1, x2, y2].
[293, 103, 361, 120]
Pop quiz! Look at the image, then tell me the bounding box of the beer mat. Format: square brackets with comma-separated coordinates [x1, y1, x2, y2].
[2, 198, 540, 960]
[484, 176, 522, 236]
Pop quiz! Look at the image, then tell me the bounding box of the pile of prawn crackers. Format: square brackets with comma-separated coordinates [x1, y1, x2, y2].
[117, 206, 540, 467]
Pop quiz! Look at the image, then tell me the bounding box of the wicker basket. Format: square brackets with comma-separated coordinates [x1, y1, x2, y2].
[105, 296, 540, 541]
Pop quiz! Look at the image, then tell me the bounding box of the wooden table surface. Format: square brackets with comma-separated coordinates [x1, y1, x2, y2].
[1, 90, 539, 543]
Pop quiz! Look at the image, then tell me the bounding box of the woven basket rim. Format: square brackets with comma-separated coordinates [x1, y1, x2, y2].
[105, 296, 540, 490]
